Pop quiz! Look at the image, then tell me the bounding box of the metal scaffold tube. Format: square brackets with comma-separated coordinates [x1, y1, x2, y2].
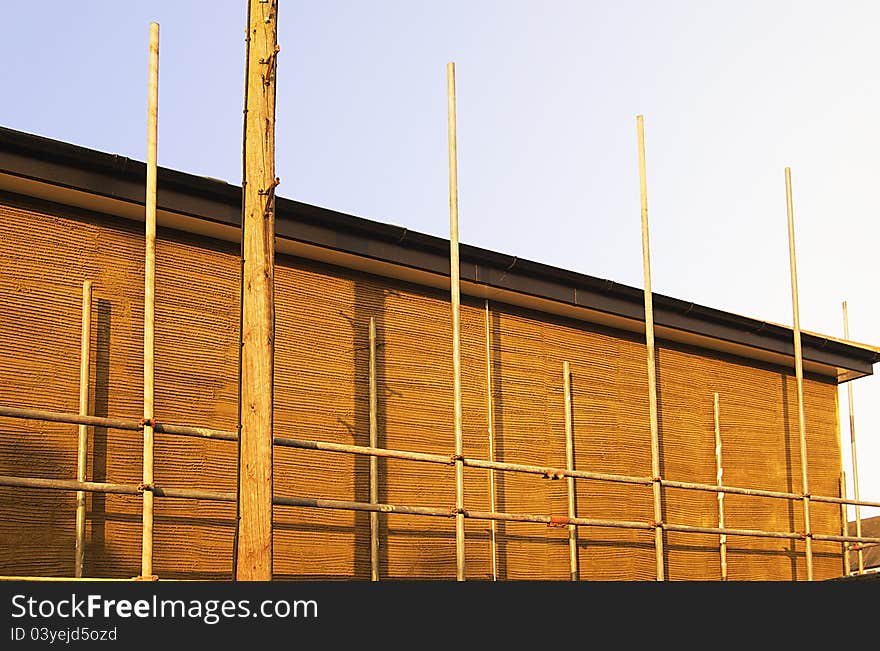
[842, 300, 864, 574]
[835, 374, 849, 575]
[784, 167, 813, 581]
[4, 474, 880, 547]
[75, 280, 92, 578]
[0, 405, 237, 439]
[840, 471, 851, 575]
[563, 361, 579, 581]
[0, 475, 233, 501]
[142, 21, 159, 581]
[447, 60, 466, 581]
[5, 403, 880, 510]
[636, 114, 665, 581]
[369, 317, 380, 581]
[713, 393, 727, 580]
[484, 299, 498, 581]
[0, 577, 138, 583]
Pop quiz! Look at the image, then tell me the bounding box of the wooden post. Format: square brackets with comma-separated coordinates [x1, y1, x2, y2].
[636, 115, 665, 581]
[369, 317, 379, 581]
[236, 0, 279, 582]
[141, 21, 159, 581]
[713, 392, 727, 581]
[75, 280, 92, 577]
[447, 61, 466, 581]
[842, 301, 864, 574]
[563, 361, 579, 581]
[784, 167, 813, 581]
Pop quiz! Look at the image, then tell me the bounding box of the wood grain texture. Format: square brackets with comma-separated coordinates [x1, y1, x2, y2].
[0, 198, 846, 580]
[236, 0, 278, 581]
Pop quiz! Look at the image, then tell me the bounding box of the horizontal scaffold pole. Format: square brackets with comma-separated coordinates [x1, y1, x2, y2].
[3, 403, 880, 509]
[3, 473, 880, 546]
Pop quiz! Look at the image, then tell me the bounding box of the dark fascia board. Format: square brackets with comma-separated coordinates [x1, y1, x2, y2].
[1, 125, 878, 378]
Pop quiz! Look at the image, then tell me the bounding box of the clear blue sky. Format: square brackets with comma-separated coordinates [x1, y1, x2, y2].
[1, 1, 877, 519]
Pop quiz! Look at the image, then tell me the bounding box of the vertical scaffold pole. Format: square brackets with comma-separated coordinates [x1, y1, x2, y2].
[840, 471, 851, 576]
[447, 61, 466, 581]
[834, 379, 849, 575]
[842, 300, 864, 574]
[784, 167, 813, 581]
[141, 21, 159, 580]
[563, 361, 579, 581]
[237, 0, 279, 581]
[74, 280, 92, 578]
[484, 299, 498, 581]
[636, 115, 665, 581]
[369, 317, 380, 581]
[713, 392, 727, 581]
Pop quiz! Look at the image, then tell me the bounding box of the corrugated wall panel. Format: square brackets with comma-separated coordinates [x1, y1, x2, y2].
[0, 197, 846, 580]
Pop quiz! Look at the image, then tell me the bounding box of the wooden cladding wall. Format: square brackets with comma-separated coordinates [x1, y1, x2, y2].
[0, 196, 844, 580]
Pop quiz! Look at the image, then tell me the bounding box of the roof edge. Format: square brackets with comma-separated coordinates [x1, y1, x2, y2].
[1, 125, 877, 380]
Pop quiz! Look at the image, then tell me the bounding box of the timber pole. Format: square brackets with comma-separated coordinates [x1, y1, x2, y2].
[784, 167, 813, 581]
[236, 0, 279, 581]
[636, 115, 665, 581]
[447, 61, 466, 581]
[141, 22, 159, 581]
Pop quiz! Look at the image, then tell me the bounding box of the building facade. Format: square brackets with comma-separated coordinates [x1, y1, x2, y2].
[1, 127, 877, 580]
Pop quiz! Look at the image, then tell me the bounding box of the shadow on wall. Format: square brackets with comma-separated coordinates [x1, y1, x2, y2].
[0, 295, 118, 577]
[654, 348, 669, 580]
[489, 306, 509, 579]
[0, 396, 73, 576]
[85, 297, 111, 577]
[352, 278, 387, 580]
[782, 375, 799, 579]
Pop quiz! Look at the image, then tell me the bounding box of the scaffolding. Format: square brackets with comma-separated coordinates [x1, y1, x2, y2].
[1, 392, 879, 582]
[0, 12, 878, 582]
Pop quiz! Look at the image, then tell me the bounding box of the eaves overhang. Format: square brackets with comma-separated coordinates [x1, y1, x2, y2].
[1, 126, 877, 383]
